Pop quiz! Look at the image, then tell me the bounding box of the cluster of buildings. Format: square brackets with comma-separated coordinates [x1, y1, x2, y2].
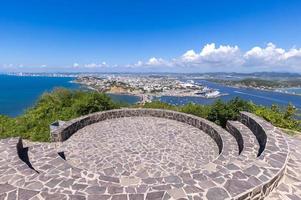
[75, 75, 224, 99]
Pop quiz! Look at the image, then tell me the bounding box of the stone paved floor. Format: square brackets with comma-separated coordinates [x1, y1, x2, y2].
[266, 135, 301, 200]
[61, 117, 219, 179]
[2, 112, 300, 199]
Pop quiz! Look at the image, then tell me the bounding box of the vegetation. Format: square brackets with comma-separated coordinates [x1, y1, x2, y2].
[142, 99, 301, 134]
[0, 89, 300, 142]
[210, 78, 301, 89]
[253, 103, 301, 133]
[143, 98, 254, 127]
[0, 88, 120, 141]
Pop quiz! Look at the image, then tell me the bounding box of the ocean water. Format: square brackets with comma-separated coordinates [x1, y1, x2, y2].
[1, 75, 301, 117]
[157, 80, 301, 109]
[280, 88, 301, 95]
[0, 75, 79, 117]
[108, 93, 140, 105]
[0, 75, 140, 117]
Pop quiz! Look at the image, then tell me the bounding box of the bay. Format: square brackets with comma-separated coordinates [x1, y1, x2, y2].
[0, 75, 140, 117]
[1, 75, 301, 118]
[0, 75, 79, 117]
[157, 80, 301, 109]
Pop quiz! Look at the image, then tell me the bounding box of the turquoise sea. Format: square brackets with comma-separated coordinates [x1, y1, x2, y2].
[1, 75, 301, 117]
[0, 75, 139, 117]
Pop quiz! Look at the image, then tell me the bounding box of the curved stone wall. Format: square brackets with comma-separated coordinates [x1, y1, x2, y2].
[0, 109, 292, 199]
[48, 110, 289, 199]
[233, 111, 289, 199]
[239, 111, 268, 156]
[226, 121, 244, 154]
[51, 108, 225, 153]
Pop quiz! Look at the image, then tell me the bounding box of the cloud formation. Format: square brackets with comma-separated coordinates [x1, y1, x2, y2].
[179, 43, 242, 67]
[132, 43, 301, 72]
[73, 62, 108, 68]
[244, 43, 301, 69]
[1, 43, 301, 73]
[133, 57, 171, 68]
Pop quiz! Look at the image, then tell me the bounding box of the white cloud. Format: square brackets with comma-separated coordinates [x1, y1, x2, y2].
[179, 43, 242, 67]
[284, 48, 301, 59]
[181, 50, 199, 61]
[84, 62, 108, 68]
[101, 61, 107, 66]
[134, 60, 143, 67]
[146, 57, 169, 66]
[84, 63, 97, 68]
[244, 43, 285, 66]
[128, 43, 301, 72]
[2, 43, 301, 73]
[243, 43, 301, 70]
[147, 57, 161, 65]
[72, 62, 108, 69]
[73, 63, 80, 68]
[132, 57, 171, 68]
[200, 43, 239, 57]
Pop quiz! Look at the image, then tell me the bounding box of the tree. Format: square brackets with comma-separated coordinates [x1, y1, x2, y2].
[271, 104, 280, 113]
[284, 103, 296, 120]
[180, 103, 210, 119]
[0, 88, 120, 142]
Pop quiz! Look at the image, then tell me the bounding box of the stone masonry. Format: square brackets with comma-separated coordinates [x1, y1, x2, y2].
[0, 108, 299, 199]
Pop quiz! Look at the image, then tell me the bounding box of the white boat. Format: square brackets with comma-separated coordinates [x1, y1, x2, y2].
[204, 90, 221, 98]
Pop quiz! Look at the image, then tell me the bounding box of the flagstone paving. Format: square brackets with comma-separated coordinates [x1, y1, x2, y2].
[266, 136, 301, 200]
[0, 109, 300, 199]
[61, 117, 219, 178]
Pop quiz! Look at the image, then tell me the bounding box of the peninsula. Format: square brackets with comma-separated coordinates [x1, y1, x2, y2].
[73, 75, 226, 103]
[208, 78, 301, 95]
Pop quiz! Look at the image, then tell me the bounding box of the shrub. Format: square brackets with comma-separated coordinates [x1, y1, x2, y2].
[180, 103, 211, 119]
[254, 104, 301, 133]
[0, 88, 120, 142]
[1, 89, 300, 142]
[142, 101, 177, 110]
[142, 97, 300, 133]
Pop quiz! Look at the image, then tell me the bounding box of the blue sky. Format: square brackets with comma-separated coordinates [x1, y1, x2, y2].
[1, 0, 301, 72]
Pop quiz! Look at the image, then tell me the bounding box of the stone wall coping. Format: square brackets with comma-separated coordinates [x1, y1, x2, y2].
[226, 120, 260, 158]
[51, 108, 239, 166]
[0, 109, 291, 199]
[227, 111, 290, 199]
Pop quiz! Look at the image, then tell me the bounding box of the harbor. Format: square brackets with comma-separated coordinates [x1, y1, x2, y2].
[73, 75, 226, 104]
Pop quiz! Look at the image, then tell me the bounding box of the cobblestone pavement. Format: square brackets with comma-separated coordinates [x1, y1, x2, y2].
[1, 110, 297, 199]
[62, 117, 219, 178]
[266, 135, 301, 200]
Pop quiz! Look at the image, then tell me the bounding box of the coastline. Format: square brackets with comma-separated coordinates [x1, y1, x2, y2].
[73, 78, 228, 105]
[0, 75, 79, 117]
[2, 74, 301, 118]
[77, 84, 228, 105]
[210, 82, 301, 97]
[73, 82, 147, 104]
